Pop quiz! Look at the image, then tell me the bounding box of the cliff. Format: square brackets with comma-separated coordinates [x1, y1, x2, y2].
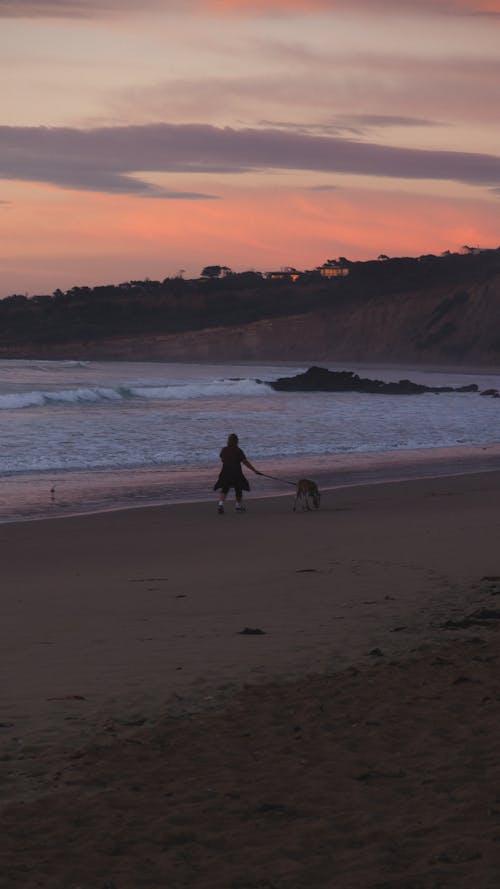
[2, 259, 500, 367]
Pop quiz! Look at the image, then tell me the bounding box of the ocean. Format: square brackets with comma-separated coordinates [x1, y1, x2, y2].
[1, 358, 500, 523]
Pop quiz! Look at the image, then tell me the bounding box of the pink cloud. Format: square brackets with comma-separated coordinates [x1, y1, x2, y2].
[204, 0, 500, 10]
[1, 0, 499, 17]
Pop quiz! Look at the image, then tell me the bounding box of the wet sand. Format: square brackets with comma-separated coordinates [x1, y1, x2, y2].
[2, 471, 500, 887]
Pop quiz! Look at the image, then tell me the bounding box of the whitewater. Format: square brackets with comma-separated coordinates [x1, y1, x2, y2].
[1, 358, 500, 522]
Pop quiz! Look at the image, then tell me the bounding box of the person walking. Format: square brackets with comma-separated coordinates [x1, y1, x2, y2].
[214, 433, 260, 514]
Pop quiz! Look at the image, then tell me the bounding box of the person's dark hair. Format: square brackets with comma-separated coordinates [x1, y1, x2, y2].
[227, 433, 239, 446]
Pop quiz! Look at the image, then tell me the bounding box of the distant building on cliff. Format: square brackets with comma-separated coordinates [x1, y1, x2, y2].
[266, 267, 302, 282]
[317, 259, 351, 278]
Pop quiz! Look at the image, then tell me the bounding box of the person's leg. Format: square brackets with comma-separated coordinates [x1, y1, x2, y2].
[217, 488, 227, 513]
[235, 487, 245, 511]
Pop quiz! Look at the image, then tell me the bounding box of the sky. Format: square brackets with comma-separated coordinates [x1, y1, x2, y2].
[0, 0, 499, 296]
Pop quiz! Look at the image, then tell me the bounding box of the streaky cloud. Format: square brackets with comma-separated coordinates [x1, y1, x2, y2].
[203, 0, 500, 12]
[336, 115, 444, 129]
[1, 123, 500, 195]
[0, 0, 97, 16]
[254, 118, 442, 137]
[207, 0, 500, 13]
[304, 184, 338, 191]
[0, 0, 169, 17]
[1, 0, 499, 17]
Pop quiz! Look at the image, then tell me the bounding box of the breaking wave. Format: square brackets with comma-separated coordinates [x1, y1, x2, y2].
[0, 378, 270, 410]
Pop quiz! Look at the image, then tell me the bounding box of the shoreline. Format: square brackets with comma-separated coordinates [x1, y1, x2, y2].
[2, 441, 500, 525]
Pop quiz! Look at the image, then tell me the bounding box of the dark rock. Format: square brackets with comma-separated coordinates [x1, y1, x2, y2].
[267, 366, 481, 395]
[238, 627, 266, 635]
[470, 608, 500, 621]
[256, 801, 300, 816]
[46, 694, 86, 701]
[442, 607, 500, 629]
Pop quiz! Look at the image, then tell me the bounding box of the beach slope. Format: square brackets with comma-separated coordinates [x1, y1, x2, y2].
[2, 472, 500, 887]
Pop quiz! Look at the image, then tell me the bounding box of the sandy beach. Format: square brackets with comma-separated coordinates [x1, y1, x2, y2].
[2, 470, 500, 888]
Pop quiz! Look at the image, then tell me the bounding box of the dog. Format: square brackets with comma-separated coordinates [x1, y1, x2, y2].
[293, 478, 321, 512]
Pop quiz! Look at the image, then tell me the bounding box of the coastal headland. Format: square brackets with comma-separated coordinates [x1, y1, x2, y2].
[3, 469, 500, 887]
[1, 249, 500, 366]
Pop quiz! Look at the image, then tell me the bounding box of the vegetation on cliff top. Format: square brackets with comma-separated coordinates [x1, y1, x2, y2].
[1, 249, 499, 348]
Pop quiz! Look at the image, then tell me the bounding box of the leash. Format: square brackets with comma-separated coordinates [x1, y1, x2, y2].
[258, 471, 297, 487]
